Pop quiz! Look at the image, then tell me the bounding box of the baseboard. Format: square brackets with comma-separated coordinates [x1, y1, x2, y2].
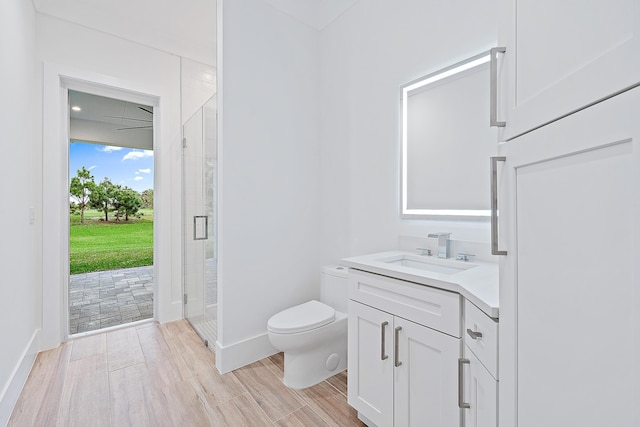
[0, 329, 40, 427]
[156, 300, 183, 324]
[215, 332, 278, 374]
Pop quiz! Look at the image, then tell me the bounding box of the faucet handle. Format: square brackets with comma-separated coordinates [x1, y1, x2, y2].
[428, 232, 451, 239]
[416, 247, 432, 256]
[456, 253, 476, 262]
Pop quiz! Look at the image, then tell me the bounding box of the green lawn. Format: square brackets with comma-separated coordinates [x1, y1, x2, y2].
[70, 209, 153, 274]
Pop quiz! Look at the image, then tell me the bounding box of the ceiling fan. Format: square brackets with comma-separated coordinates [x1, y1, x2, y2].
[106, 106, 153, 131]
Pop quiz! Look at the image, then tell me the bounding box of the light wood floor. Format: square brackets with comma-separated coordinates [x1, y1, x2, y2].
[9, 320, 365, 427]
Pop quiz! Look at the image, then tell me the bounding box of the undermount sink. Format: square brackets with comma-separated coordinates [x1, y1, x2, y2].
[378, 254, 476, 275]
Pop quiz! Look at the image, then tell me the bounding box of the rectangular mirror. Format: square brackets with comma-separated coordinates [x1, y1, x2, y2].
[401, 52, 497, 218]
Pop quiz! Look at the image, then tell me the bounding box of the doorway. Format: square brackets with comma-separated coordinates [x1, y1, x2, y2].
[183, 96, 217, 348]
[67, 90, 155, 335]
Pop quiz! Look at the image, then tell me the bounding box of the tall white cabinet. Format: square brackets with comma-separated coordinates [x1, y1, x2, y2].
[496, 3, 640, 426]
[496, 0, 640, 140]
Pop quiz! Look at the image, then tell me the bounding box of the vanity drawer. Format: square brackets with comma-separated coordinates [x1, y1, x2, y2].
[464, 299, 498, 379]
[348, 270, 460, 337]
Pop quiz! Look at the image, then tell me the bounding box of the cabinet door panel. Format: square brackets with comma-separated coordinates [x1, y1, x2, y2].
[464, 347, 497, 427]
[499, 0, 640, 139]
[499, 86, 640, 427]
[394, 317, 460, 427]
[348, 300, 394, 427]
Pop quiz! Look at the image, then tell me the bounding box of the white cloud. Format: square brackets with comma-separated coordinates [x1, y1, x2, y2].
[122, 150, 153, 161]
[136, 168, 151, 174]
[88, 165, 97, 170]
[134, 176, 144, 181]
[100, 146, 123, 153]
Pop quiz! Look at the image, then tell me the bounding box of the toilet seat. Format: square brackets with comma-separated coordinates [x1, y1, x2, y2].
[268, 300, 335, 334]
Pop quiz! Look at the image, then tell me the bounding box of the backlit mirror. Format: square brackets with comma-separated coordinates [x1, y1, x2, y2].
[401, 52, 497, 218]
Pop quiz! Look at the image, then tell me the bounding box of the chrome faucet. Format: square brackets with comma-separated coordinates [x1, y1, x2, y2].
[428, 232, 451, 259]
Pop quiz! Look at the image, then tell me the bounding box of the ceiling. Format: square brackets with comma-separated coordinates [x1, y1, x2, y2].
[32, 0, 360, 61]
[69, 91, 153, 150]
[70, 91, 153, 127]
[32, 0, 216, 65]
[262, 0, 360, 30]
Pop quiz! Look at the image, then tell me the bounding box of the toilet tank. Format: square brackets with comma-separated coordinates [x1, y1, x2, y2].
[320, 265, 349, 313]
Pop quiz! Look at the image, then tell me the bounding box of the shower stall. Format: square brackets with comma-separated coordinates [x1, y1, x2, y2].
[183, 96, 217, 348]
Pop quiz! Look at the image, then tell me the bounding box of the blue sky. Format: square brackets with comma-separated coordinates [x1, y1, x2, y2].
[69, 142, 154, 193]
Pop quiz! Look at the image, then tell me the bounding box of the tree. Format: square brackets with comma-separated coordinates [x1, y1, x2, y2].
[140, 189, 153, 209]
[111, 184, 124, 222]
[69, 166, 95, 223]
[118, 187, 143, 221]
[90, 178, 116, 222]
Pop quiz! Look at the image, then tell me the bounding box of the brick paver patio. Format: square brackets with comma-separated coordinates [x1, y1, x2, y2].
[69, 265, 154, 334]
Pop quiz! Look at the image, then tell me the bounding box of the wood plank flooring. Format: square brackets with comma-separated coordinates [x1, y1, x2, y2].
[8, 320, 365, 427]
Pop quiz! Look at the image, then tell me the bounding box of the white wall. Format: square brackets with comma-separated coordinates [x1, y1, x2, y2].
[216, 0, 322, 371]
[0, 1, 40, 423]
[182, 58, 216, 124]
[36, 13, 184, 348]
[319, 0, 498, 263]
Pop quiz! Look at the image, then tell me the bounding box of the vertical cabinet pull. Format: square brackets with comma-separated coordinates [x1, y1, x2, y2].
[394, 326, 403, 367]
[193, 215, 209, 241]
[490, 47, 506, 127]
[458, 358, 471, 409]
[490, 157, 507, 255]
[380, 321, 389, 360]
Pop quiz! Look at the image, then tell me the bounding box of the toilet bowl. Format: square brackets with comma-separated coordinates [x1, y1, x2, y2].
[267, 266, 348, 389]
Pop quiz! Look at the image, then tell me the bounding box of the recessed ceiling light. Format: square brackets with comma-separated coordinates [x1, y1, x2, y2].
[71, 106, 81, 112]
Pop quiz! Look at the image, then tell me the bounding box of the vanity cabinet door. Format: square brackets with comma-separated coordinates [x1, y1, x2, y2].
[463, 347, 497, 427]
[394, 317, 460, 427]
[499, 84, 640, 426]
[497, 0, 640, 140]
[348, 300, 394, 427]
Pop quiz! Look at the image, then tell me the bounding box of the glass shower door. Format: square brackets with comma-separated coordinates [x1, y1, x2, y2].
[183, 96, 217, 348]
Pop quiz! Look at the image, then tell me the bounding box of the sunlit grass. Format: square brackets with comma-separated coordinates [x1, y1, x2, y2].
[69, 209, 153, 274]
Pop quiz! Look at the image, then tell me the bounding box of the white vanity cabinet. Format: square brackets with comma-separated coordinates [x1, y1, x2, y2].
[347, 270, 461, 427]
[461, 300, 498, 427]
[462, 348, 497, 427]
[496, 0, 640, 140]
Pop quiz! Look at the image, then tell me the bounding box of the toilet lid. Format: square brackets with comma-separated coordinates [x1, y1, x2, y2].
[267, 300, 335, 334]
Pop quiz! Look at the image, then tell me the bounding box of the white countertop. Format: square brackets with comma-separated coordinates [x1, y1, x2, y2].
[341, 250, 499, 318]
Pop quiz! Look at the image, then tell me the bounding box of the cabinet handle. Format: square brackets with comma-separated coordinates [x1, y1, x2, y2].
[394, 326, 402, 367]
[466, 328, 483, 340]
[490, 157, 507, 255]
[458, 358, 471, 409]
[490, 46, 506, 127]
[380, 321, 389, 360]
[193, 215, 209, 240]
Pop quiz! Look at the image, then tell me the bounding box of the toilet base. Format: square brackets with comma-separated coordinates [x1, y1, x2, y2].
[274, 314, 347, 389]
[282, 341, 348, 389]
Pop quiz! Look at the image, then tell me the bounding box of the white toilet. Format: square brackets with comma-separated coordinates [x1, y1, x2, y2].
[267, 265, 348, 389]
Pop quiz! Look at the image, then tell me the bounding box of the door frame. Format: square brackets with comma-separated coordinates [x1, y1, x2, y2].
[42, 62, 182, 350]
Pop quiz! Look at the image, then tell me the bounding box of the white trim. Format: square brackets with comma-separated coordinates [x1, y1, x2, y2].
[42, 62, 182, 351]
[215, 0, 225, 361]
[0, 329, 40, 426]
[68, 318, 154, 340]
[402, 209, 491, 217]
[214, 333, 278, 374]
